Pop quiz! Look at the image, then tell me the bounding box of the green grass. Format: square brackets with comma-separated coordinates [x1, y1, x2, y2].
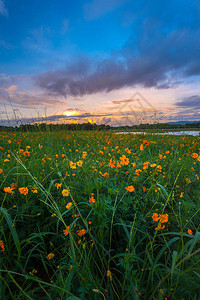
[0, 130, 200, 299]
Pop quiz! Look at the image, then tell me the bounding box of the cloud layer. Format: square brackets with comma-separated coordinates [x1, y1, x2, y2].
[175, 95, 200, 109]
[34, 0, 200, 99]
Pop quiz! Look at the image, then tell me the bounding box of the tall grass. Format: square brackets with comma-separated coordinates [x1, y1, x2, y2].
[0, 130, 200, 299]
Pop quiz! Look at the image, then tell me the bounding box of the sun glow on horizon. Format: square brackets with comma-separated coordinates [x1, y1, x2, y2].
[63, 110, 80, 117]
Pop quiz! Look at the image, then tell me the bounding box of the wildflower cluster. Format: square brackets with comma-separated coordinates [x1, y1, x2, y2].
[152, 213, 169, 230]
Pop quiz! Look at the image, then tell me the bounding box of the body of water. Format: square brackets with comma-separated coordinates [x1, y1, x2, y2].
[115, 131, 200, 136]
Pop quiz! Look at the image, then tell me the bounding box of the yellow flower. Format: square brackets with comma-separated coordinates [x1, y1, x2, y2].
[150, 163, 157, 168]
[62, 189, 69, 196]
[77, 160, 83, 167]
[31, 189, 38, 193]
[69, 161, 76, 169]
[66, 202, 73, 209]
[47, 253, 55, 260]
[185, 178, 191, 184]
[156, 165, 162, 170]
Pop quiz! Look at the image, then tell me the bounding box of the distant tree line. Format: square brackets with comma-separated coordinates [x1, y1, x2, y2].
[0, 122, 110, 132]
[0, 121, 200, 132]
[111, 122, 200, 131]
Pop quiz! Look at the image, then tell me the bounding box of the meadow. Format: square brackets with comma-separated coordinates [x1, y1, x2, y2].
[0, 130, 200, 299]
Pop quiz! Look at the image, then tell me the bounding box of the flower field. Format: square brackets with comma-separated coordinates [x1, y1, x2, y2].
[0, 130, 200, 299]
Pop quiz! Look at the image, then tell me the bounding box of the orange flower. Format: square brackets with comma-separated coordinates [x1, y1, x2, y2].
[143, 186, 147, 192]
[152, 213, 159, 222]
[55, 183, 62, 189]
[0, 168, 3, 174]
[107, 270, 112, 278]
[82, 151, 87, 159]
[66, 202, 73, 209]
[31, 189, 38, 193]
[10, 183, 17, 190]
[19, 187, 28, 195]
[152, 213, 168, 225]
[23, 151, 30, 157]
[192, 153, 198, 159]
[0, 240, 5, 252]
[155, 223, 165, 230]
[4, 187, 13, 193]
[140, 144, 144, 151]
[63, 226, 70, 236]
[47, 253, 55, 260]
[143, 140, 149, 145]
[125, 148, 131, 154]
[89, 194, 96, 204]
[100, 172, 109, 177]
[135, 169, 142, 176]
[77, 229, 86, 237]
[108, 158, 115, 168]
[159, 214, 168, 223]
[120, 155, 129, 166]
[187, 229, 193, 235]
[180, 192, 184, 198]
[116, 162, 122, 168]
[125, 185, 135, 192]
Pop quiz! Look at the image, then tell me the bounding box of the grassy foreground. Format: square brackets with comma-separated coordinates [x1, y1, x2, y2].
[0, 130, 200, 299]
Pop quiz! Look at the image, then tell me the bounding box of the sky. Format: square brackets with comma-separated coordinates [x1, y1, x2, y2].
[0, 0, 200, 126]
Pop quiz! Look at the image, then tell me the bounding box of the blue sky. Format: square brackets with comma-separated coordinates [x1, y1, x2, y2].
[0, 0, 200, 126]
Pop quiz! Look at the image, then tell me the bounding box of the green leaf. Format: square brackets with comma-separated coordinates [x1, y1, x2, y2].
[0, 207, 21, 260]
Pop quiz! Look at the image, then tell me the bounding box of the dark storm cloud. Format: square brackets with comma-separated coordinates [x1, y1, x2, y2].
[175, 95, 200, 109]
[34, 0, 200, 98]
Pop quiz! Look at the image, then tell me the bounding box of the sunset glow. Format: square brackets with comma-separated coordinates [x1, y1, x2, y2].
[0, 0, 200, 126]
